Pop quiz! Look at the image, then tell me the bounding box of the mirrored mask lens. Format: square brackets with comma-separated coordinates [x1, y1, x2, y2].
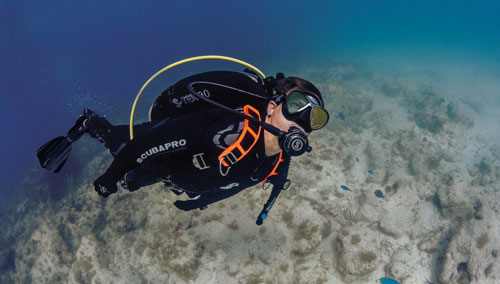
[310, 107, 329, 129]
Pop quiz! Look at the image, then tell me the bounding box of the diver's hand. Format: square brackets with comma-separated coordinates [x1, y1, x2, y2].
[93, 176, 118, 198]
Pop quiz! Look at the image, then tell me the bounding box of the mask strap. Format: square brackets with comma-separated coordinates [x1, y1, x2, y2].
[272, 94, 286, 104]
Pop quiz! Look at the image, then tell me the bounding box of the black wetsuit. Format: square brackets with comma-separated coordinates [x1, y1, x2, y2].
[93, 71, 290, 211]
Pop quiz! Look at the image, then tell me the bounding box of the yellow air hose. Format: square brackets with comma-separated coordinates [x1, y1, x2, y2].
[129, 55, 266, 140]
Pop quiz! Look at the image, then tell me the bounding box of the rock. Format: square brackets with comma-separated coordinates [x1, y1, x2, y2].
[155, 231, 204, 282]
[435, 172, 475, 220]
[380, 81, 406, 98]
[107, 196, 147, 234]
[379, 209, 413, 239]
[364, 142, 389, 184]
[406, 88, 449, 133]
[294, 260, 328, 284]
[437, 207, 500, 284]
[418, 237, 439, 254]
[221, 250, 290, 284]
[377, 186, 442, 240]
[446, 102, 474, 128]
[335, 226, 383, 282]
[468, 166, 480, 177]
[477, 157, 494, 175]
[289, 199, 330, 254]
[387, 261, 411, 281]
[474, 157, 498, 186]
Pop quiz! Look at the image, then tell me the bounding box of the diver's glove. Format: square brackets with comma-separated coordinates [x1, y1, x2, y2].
[93, 175, 118, 198]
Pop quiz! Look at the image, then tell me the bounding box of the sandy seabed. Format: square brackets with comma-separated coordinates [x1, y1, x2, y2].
[1, 63, 499, 284]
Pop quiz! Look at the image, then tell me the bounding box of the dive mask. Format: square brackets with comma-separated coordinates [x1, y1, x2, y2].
[279, 91, 329, 133]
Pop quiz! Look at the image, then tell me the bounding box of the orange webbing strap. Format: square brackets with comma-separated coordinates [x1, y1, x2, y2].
[262, 151, 284, 184]
[218, 105, 262, 168]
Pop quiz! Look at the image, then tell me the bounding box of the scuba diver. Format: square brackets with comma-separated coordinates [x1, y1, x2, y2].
[37, 70, 329, 225]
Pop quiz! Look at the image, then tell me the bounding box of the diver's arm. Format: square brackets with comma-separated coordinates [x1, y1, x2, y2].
[174, 155, 292, 213]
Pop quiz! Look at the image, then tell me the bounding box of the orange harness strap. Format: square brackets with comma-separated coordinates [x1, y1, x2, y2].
[262, 151, 284, 184]
[219, 105, 262, 168]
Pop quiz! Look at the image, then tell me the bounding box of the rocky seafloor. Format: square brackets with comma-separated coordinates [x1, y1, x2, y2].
[1, 63, 499, 284]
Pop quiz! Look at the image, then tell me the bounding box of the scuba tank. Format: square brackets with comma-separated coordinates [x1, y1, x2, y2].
[148, 70, 269, 123]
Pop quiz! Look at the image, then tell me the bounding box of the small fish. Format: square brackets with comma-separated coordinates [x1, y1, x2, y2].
[374, 190, 384, 199]
[449, 272, 454, 280]
[338, 112, 345, 120]
[340, 185, 352, 191]
[368, 170, 374, 174]
[356, 156, 359, 162]
[379, 277, 400, 284]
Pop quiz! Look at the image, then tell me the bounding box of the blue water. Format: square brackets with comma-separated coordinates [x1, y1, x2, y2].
[1, 0, 499, 211]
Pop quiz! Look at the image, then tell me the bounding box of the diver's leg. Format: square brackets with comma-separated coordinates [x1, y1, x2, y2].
[104, 122, 154, 156]
[82, 108, 154, 157]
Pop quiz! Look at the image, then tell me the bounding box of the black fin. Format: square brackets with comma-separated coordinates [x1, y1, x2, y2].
[37, 136, 72, 173]
[36, 116, 87, 173]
